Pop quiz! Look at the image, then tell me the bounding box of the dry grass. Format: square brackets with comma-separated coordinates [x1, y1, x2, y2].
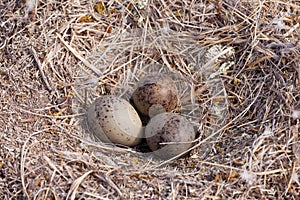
[0, 0, 299, 199]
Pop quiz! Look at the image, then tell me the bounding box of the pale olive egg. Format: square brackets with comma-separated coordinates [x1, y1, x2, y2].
[87, 95, 143, 146]
[145, 112, 195, 159]
[132, 73, 178, 117]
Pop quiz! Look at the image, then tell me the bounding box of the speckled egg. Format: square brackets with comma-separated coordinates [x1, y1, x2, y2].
[132, 73, 178, 117]
[145, 112, 195, 159]
[87, 95, 143, 146]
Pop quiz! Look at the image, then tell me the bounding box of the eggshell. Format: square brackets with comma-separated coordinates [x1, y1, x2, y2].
[132, 73, 178, 117]
[145, 112, 195, 159]
[87, 95, 143, 146]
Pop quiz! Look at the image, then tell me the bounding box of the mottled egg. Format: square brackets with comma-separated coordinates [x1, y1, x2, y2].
[87, 95, 143, 146]
[132, 73, 178, 117]
[145, 112, 195, 159]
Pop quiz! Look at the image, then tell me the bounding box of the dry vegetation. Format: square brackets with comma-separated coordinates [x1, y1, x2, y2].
[0, 0, 300, 199]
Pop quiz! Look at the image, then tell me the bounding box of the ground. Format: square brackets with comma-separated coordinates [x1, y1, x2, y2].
[0, 0, 299, 199]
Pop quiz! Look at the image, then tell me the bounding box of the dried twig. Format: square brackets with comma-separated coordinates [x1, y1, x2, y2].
[56, 33, 102, 76]
[30, 47, 52, 91]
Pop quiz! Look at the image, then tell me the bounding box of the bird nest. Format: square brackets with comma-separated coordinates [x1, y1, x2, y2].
[72, 27, 233, 163]
[0, 0, 299, 199]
